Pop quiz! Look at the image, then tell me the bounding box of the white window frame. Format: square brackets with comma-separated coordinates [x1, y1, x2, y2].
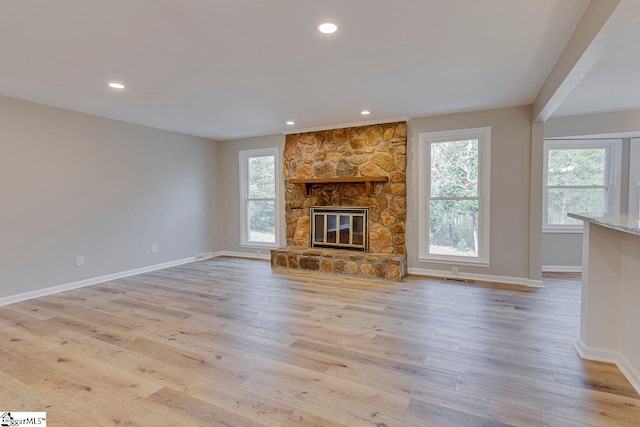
[630, 138, 640, 216]
[543, 139, 622, 233]
[418, 127, 491, 267]
[239, 147, 281, 248]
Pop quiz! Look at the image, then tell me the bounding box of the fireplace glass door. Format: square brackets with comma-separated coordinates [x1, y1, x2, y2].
[311, 207, 368, 251]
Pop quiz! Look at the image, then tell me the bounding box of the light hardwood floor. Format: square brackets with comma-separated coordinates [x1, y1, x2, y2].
[0, 257, 638, 426]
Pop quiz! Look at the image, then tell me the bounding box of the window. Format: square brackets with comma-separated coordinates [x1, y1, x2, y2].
[543, 139, 622, 232]
[419, 127, 491, 266]
[630, 138, 640, 216]
[239, 147, 280, 247]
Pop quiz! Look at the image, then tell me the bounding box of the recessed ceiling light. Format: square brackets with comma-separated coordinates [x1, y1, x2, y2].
[108, 82, 125, 89]
[318, 23, 337, 34]
[360, 110, 371, 115]
[286, 121, 295, 125]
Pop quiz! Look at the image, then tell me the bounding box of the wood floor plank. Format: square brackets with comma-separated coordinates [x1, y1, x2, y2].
[46, 328, 298, 425]
[0, 308, 63, 336]
[541, 412, 598, 427]
[242, 371, 417, 427]
[321, 351, 545, 426]
[241, 366, 411, 419]
[0, 258, 637, 426]
[283, 410, 351, 427]
[66, 393, 176, 426]
[2, 330, 161, 398]
[45, 328, 230, 392]
[406, 397, 522, 427]
[0, 369, 60, 411]
[551, 364, 640, 398]
[146, 386, 263, 427]
[456, 374, 640, 426]
[291, 338, 459, 393]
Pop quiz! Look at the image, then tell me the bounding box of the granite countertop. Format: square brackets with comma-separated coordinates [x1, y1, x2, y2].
[567, 213, 640, 237]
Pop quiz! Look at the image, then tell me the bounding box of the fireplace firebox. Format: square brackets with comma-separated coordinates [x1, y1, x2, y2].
[310, 206, 369, 251]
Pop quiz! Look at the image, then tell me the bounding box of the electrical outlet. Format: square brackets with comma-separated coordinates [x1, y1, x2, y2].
[452, 266, 459, 275]
[75, 256, 84, 267]
[151, 244, 158, 253]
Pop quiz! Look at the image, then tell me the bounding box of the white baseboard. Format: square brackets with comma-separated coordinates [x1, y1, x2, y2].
[195, 251, 217, 261]
[575, 338, 640, 395]
[408, 267, 544, 288]
[574, 338, 618, 363]
[0, 256, 199, 307]
[618, 355, 640, 396]
[213, 250, 271, 261]
[542, 265, 582, 273]
[574, 338, 588, 360]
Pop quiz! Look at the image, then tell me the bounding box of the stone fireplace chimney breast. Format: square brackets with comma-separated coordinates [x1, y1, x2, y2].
[272, 121, 407, 281]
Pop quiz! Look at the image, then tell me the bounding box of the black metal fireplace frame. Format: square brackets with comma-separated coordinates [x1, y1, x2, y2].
[310, 206, 369, 251]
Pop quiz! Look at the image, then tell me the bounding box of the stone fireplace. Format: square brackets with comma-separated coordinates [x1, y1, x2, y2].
[270, 121, 407, 281]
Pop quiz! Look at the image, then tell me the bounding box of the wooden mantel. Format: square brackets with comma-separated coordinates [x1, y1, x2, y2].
[289, 176, 389, 195]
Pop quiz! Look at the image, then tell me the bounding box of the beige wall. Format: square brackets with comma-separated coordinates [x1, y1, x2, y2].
[219, 134, 286, 256]
[0, 95, 221, 299]
[407, 106, 534, 279]
[545, 108, 640, 139]
[542, 233, 583, 267]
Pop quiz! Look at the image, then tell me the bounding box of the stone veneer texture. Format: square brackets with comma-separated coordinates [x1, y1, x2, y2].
[284, 121, 407, 255]
[271, 247, 407, 281]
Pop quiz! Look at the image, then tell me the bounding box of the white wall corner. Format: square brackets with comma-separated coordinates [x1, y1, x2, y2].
[529, 122, 544, 281]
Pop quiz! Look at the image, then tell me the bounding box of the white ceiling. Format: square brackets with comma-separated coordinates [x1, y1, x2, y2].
[0, 0, 589, 140]
[553, 15, 640, 118]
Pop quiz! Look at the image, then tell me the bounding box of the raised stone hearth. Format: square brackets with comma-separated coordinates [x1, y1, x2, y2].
[270, 247, 407, 281]
[273, 121, 408, 281]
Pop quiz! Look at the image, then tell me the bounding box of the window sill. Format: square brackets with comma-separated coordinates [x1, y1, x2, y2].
[418, 256, 490, 268]
[240, 242, 279, 249]
[542, 228, 583, 234]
